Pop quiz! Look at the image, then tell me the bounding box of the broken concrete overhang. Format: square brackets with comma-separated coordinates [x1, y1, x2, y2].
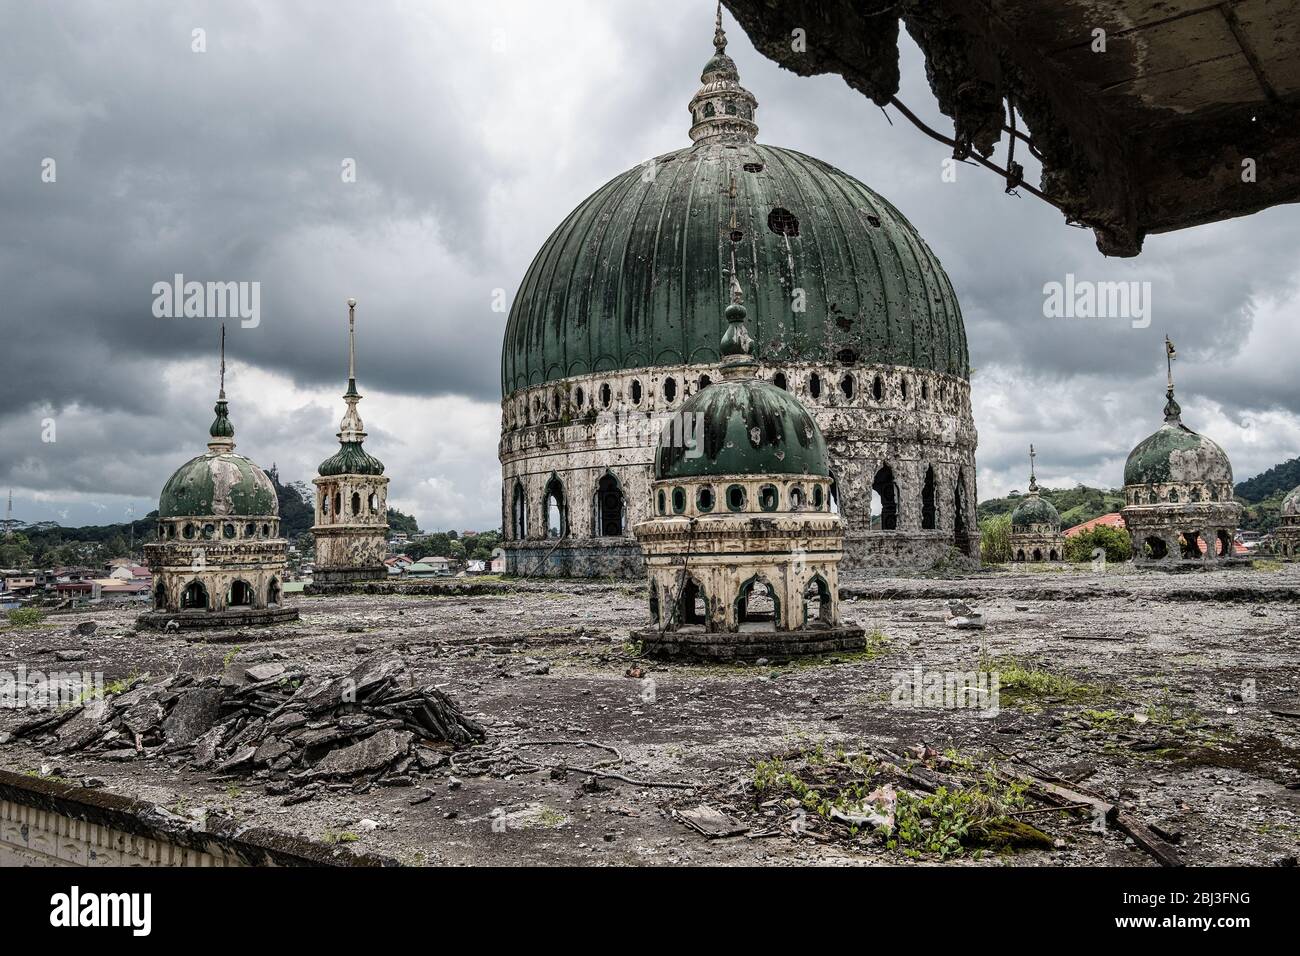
[723, 0, 1300, 256]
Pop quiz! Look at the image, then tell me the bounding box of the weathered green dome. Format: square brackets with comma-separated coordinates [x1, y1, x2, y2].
[318, 441, 385, 477]
[1011, 493, 1060, 530]
[158, 397, 278, 518]
[1124, 392, 1233, 486]
[159, 451, 278, 518]
[501, 141, 967, 396]
[655, 376, 830, 481]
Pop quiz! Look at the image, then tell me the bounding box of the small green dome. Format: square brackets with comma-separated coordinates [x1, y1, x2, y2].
[1282, 485, 1300, 517]
[318, 441, 385, 477]
[1011, 493, 1060, 530]
[1124, 393, 1233, 486]
[655, 377, 829, 481]
[159, 450, 278, 518]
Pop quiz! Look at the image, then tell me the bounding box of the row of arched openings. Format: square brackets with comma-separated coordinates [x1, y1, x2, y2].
[166, 578, 282, 611]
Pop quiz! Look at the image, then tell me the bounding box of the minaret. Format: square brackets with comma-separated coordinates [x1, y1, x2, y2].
[688, 2, 758, 145]
[309, 298, 391, 591]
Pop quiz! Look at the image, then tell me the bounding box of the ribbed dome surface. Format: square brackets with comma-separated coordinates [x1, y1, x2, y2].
[502, 141, 968, 396]
[655, 377, 830, 481]
[159, 451, 278, 518]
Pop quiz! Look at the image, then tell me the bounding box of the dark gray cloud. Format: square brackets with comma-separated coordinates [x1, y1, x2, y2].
[1, 0, 1298, 529]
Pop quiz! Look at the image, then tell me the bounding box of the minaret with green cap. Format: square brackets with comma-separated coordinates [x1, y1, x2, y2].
[318, 298, 385, 477]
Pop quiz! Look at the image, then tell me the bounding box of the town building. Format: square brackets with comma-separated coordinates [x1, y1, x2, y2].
[139, 329, 298, 628]
[310, 299, 390, 591]
[499, 7, 978, 578]
[633, 262, 864, 660]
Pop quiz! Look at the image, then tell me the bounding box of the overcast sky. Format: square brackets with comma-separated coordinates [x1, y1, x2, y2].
[2, 0, 1298, 531]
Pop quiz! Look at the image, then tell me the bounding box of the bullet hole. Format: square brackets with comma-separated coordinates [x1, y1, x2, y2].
[767, 207, 800, 237]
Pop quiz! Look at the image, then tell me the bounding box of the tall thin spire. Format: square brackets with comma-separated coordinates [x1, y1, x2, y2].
[208, 322, 235, 451]
[688, 2, 758, 145]
[1028, 444, 1039, 494]
[1163, 335, 1182, 424]
[338, 298, 366, 441]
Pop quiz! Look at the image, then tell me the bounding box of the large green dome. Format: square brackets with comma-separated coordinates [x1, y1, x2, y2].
[501, 139, 968, 396]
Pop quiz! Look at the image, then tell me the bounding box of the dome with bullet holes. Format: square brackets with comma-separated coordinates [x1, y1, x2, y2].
[500, 22, 967, 398]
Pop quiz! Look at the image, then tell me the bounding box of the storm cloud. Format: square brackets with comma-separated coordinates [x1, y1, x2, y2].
[1, 0, 1297, 530]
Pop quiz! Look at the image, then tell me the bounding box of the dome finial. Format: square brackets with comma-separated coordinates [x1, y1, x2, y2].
[208, 322, 236, 452]
[688, 3, 758, 144]
[1163, 335, 1182, 423]
[1028, 443, 1039, 493]
[719, 250, 756, 376]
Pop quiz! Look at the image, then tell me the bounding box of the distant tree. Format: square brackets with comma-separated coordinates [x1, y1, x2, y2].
[0, 533, 34, 568]
[1236, 457, 1300, 503]
[1065, 525, 1132, 563]
[272, 473, 315, 538]
[387, 508, 420, 535]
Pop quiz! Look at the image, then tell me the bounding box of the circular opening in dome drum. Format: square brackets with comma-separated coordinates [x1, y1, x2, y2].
[921, 382, 929, 401]
[809, 374, 822, 399]
[575, 386, 585, 406]
[672, 487, 687, 514]
[599, 383, 611, 408]
[223, 523, 235, 539]
[657, 490, 666, 515]
[663, 377, 677, 403]
[872, 375, 884, 401]
[767, 207, 800, 237]
[813, 485, 824, 509]
[727, 485, 746, 512]
[743, 162, 764, 173]
[697, 486, 715, 512]
[630, 380, 642, 405]
[789, 486, 804, 509]
[759, 485, 779, 512]
[840, 375, 855, 400]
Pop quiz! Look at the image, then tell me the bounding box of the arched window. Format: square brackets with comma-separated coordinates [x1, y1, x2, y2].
[772, 372, 787, 391]
[1144, 536, 1168, 559]
[809, 373, 822, 399]
[953, 471, 972, 555]
[663, 377, 677, 403]
[803, 576, 832, 625]
[154, 582, 167, 610]
[351, 492, 362, 515]
[872, 375, 884, 401]
[267, 578, 281, 606]
[369, 492, 378, 512]
[334, 491, 342, 515]
[511, 482, 528, 539]
[228, 580, 254, 607]
[921, 466, 937, 530]
[872, 464, 899, 531]
[181, 580, 208, 610]
[828, 476, 840, 515]
[595, 472, 625, 537]
[735, 576, 781, 631]
[678, 578, 710, 629]
[544, 476, 567, 538]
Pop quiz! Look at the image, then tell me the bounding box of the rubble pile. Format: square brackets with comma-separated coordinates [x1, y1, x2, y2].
[2, 655, 485, 791]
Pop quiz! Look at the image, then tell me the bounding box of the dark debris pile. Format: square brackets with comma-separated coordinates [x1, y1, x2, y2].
[3, 655, 485, 798]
